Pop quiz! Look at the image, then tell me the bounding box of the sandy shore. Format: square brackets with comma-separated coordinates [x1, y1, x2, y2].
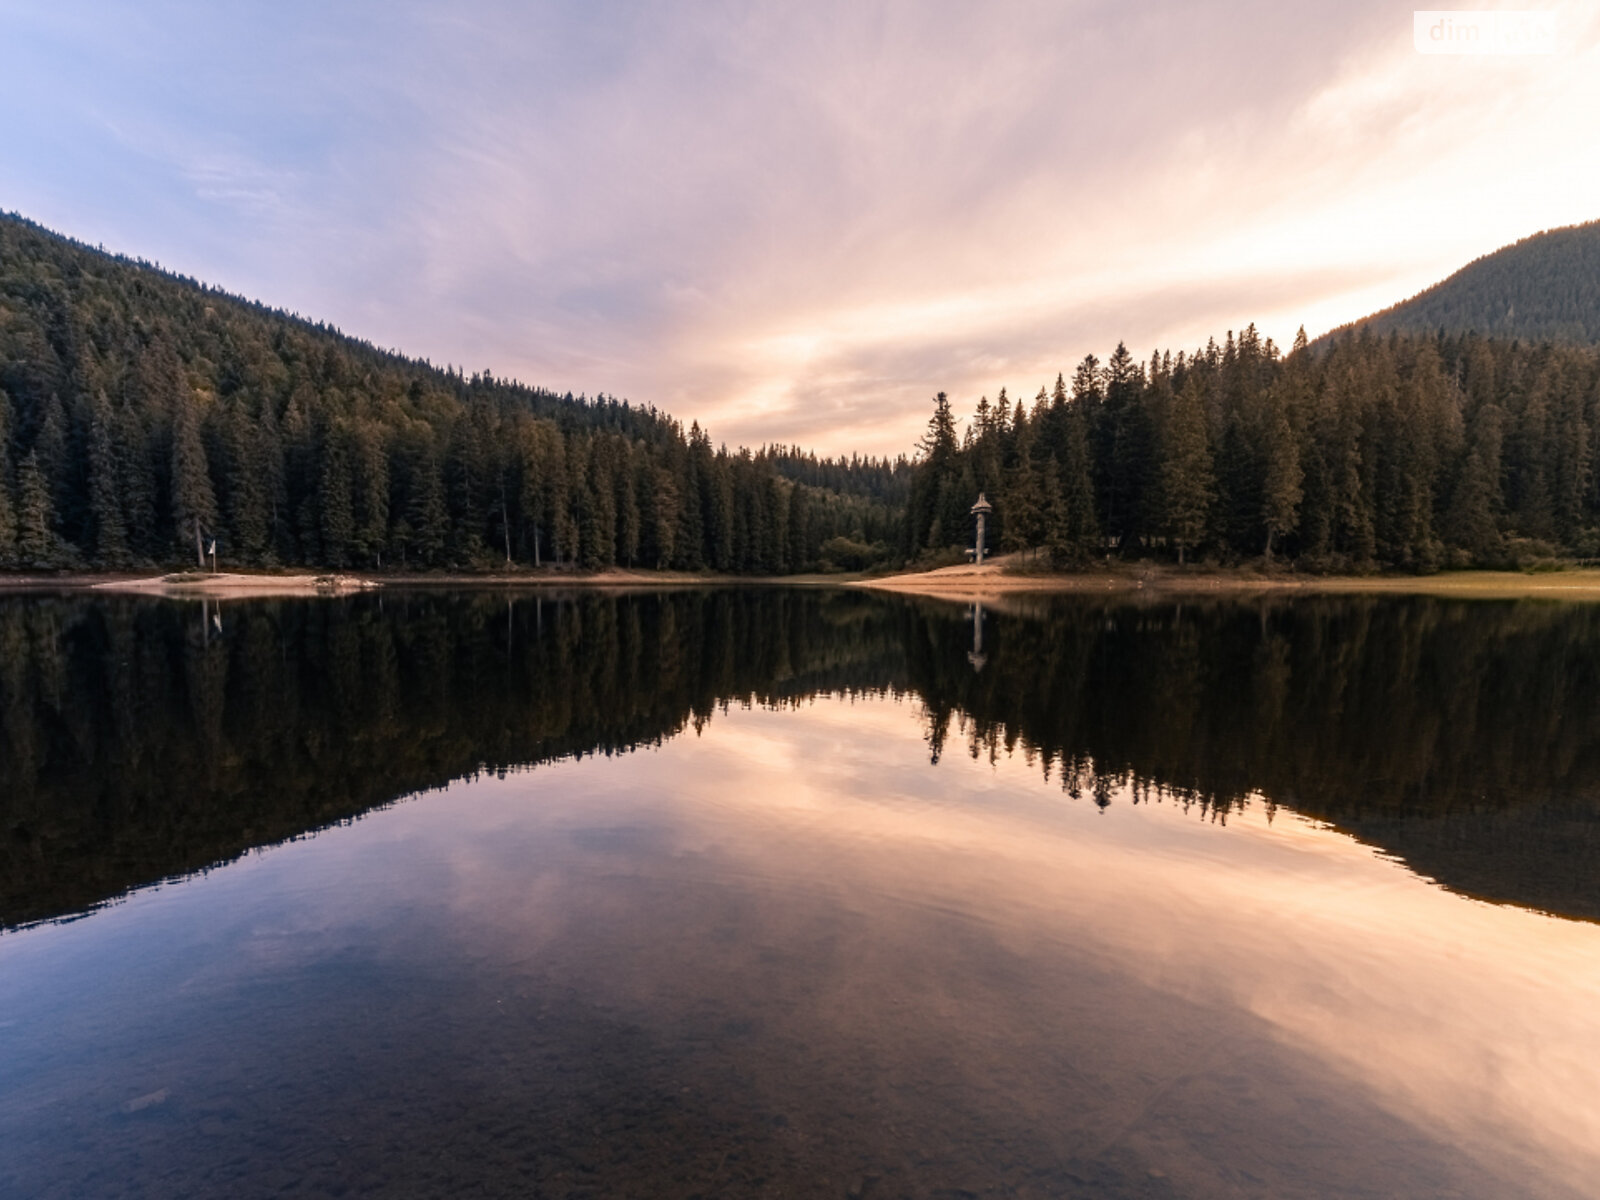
[0, 567, 860, 599]
[90, 573, 382, 599]
[855, 558, 1600, 604]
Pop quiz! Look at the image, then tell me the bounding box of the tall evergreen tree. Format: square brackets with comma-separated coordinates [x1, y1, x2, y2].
[86, 392, 129, 565]
[0, 468, 15, 568]
[1260, 387, 1303, 560]
[1161, 376, 1214, 565]
[169, 392, 217, 565]
[318, 426, 355, 568]
[16, 451, 60, 569]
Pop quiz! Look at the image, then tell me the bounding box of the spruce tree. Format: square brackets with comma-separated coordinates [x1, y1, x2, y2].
[405, 448, 449, 567]
[1447, 404, 1505, 562]
[319, 428, 355, 568]
[1162, 376, 1214, 565]
[1260, 389, 1303, 560]
[1059, 399, 1099, 558]
[16, 451, 59, 568]
[87, 392, 129, 565]
[115, 401, 159, 562]
[223, 401, 270, 561]
[0, 472, 15, 568]
[351, 423, 390, 567]
[0, 392, 17, 566]
[1001, 456, 1045, 554]
[170, 392, 218, 565]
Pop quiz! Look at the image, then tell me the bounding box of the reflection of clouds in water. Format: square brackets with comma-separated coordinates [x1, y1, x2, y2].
[419, 698, 1600, 1197]
[4, 689, 1598, 1198]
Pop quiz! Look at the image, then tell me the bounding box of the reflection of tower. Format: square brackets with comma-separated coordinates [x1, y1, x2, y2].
[966, 602, 987, 672]
[198, 598, 223, 647]
[970, 493, 993, 564]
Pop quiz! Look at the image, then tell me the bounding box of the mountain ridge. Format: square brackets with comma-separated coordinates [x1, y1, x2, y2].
[1322, 219, 1600, 346]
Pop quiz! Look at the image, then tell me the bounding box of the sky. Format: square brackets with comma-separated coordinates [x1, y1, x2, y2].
[3, 1, 1599, 457]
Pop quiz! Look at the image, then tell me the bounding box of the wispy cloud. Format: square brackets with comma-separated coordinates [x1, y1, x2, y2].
[2, 0, 1598, 453]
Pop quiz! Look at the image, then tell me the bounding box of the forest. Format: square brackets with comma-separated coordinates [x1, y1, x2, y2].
[0, 213, 906, 574]
[1345, 218, 1600, 347]
[907, 325, 1600, 571]
[7, 209, 1600, 576]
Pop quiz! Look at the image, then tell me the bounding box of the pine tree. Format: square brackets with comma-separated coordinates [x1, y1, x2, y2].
[223, 401, 270, 561]
[1162, 375, 1214, 565]
[319, 427, 355, 568]
[0, 472, 15, 568]
[1447, 404, 1505, 562]
[1260, 389, 1303, 560]
[909, 393, 960, 552]
[170, 391, 218, 565]
[350, 423, 390, 567]
[257, 397, 288, 560]
[1059, 399, 1099, 557]
[1001, 456, 1045, 553]
[644, 461, 680, 569]
[405, 447, 449, 567]
[115, 401, 159, 562]
[87, 392, 129, 565]
[30, 392, 68, 499]
[16, 451, 60, 568]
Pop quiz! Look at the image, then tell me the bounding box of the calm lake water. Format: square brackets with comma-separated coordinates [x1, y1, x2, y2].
[2, 588, 1599, 1199]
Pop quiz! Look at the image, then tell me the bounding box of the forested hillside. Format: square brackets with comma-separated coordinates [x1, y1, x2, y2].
[8, 208, 1600, 578]
[1335, 220, 1600, 345]
[0, 213, 904, 573]
[907, 326, 1600, 571]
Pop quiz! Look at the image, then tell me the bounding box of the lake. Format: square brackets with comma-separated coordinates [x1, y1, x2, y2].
[2, 588, 1598, 1199]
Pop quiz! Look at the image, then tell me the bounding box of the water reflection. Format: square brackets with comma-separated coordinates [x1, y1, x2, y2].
[3, 589, 1600, 1196]
[3, 589, 1599, 930]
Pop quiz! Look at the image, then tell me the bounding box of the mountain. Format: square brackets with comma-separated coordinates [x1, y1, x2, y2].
[1334, 219, 1600, 345]
[0, 211, 905, 573]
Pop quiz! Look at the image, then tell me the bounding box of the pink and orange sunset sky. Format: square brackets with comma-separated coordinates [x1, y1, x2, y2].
[5, 1, 1599, 455]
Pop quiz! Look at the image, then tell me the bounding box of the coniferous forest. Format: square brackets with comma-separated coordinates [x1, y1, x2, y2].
[6, 209, 1600, 575]
[906, 327, 1600, 571]
[0, 214, 906, 574]
[1342, 219, 1600, 347]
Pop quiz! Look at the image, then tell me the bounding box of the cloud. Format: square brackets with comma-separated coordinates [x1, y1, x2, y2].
[2, 0, 1598, 454]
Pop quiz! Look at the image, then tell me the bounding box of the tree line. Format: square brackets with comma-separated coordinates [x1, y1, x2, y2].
[906, 325, 1600, 571]
[0, 213, 903, 574]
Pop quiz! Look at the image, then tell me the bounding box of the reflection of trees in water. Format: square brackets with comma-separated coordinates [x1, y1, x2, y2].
[903, 594, 1600, 919]
[0, 589, 909, 930]
[3, 589, 1600, 927]
[904, 596, 1600, 817]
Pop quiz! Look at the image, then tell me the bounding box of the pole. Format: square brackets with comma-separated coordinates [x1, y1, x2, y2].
[194, 518, 204, 570]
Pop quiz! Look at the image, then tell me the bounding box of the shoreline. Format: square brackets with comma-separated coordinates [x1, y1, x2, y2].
[5, 564, 1600, 602]
[0, 568, 863, 600]
[855, 563, 1600, 603]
